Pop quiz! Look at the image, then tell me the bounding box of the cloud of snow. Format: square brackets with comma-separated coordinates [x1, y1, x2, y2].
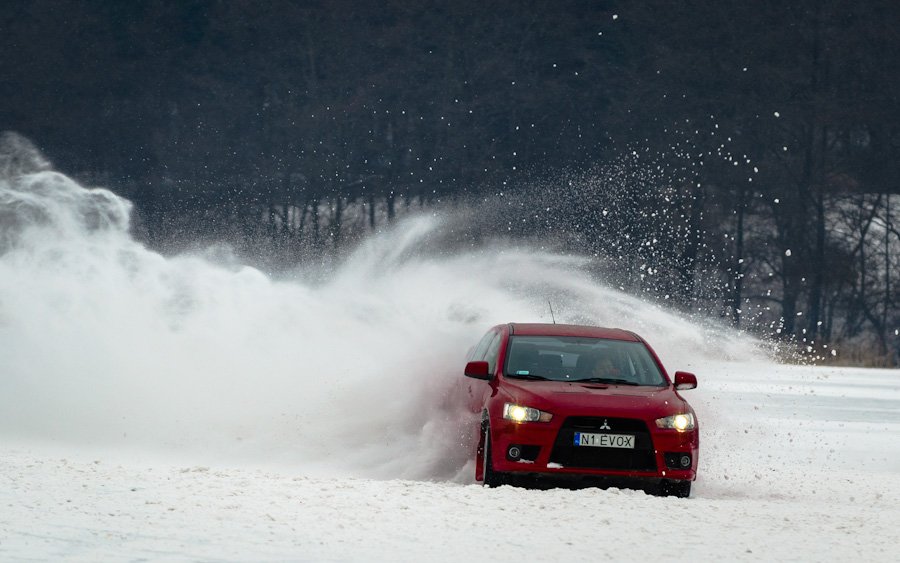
[0, 144, 790, 487]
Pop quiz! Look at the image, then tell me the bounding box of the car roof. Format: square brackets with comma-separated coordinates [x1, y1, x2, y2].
[508, 323, 640, 341]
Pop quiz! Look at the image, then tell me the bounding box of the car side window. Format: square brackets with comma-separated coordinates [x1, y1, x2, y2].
[469, 331, 495, 361]
[484, 333, 501, 374]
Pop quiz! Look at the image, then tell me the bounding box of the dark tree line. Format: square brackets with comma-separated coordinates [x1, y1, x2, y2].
[588, 0, 900, 363]
[2, 0, 900, 363]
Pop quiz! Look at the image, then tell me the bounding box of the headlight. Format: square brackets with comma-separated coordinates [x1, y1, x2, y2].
[503, 403, 553, 423]
[655, 413, 695, 431]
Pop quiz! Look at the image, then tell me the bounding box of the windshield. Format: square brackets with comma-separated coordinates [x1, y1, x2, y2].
[503, 335, 668, 386]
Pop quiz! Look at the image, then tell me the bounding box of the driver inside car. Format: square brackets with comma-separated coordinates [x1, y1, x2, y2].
[591, 356, 616, 377]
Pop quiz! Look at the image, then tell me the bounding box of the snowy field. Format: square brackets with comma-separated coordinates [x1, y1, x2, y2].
[2, 363, 898, 562]
[1, 166, 899, 561]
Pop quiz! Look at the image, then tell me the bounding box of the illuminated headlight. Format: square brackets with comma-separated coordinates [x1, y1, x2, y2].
[655, 413, 695, 431]
[503, 403, 553, 423]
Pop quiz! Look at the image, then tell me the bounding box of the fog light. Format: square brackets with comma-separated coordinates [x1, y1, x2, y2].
[507, 445, 522, 461]
[664, 452, 692, 469]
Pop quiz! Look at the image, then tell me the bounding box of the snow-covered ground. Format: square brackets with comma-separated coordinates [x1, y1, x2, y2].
[2, 363, 898, 562]
[1, 165, 898, 561]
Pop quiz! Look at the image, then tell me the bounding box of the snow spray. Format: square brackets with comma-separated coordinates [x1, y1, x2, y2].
[0, 134, 768, 482]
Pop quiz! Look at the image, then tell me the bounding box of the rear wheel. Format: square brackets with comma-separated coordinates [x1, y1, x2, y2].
[482, 424, 508, 487]
[659, 479, 692, 498]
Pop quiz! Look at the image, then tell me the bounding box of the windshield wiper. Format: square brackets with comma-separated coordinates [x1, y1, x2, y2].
[506, 373, 550, 380]
[571, 377, 640, 385]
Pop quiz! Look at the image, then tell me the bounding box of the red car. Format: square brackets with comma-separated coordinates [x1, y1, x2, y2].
[462, 323, 699, 497]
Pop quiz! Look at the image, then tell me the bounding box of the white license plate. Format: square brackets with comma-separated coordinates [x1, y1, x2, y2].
[573, 432, 635, 449]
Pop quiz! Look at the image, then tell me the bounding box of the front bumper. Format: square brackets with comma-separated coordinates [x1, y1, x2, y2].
[489, 414, 698, 482]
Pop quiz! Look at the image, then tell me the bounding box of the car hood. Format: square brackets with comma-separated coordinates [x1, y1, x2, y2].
[499, 378, 691, 420]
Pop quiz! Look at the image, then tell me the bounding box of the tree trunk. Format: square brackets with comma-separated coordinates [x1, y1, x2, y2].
[732, 185, 747, 326]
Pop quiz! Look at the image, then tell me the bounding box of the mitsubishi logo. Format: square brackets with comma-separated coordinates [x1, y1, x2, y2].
[599, 419, 611, 430]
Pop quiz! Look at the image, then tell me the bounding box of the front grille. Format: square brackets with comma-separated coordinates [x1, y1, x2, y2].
[549, 416, 657, 472]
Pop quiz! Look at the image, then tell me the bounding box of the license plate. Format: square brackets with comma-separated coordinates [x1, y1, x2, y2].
[573, 432, 635, 449]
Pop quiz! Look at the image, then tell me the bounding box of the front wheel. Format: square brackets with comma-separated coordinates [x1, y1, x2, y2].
[659, 479, 692, 498]
[482, 424, 508, 487]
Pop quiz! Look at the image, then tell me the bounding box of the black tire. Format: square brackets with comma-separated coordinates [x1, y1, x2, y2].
[659, 479, 692, 498]
[482, 424, 507, 487]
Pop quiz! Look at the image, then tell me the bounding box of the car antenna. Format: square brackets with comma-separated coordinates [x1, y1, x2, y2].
[548, 300, 556, 324]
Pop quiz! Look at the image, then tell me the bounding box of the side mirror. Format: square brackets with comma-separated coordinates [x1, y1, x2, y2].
[464, 360, 492, 380]
[674, 371, 697, 390]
